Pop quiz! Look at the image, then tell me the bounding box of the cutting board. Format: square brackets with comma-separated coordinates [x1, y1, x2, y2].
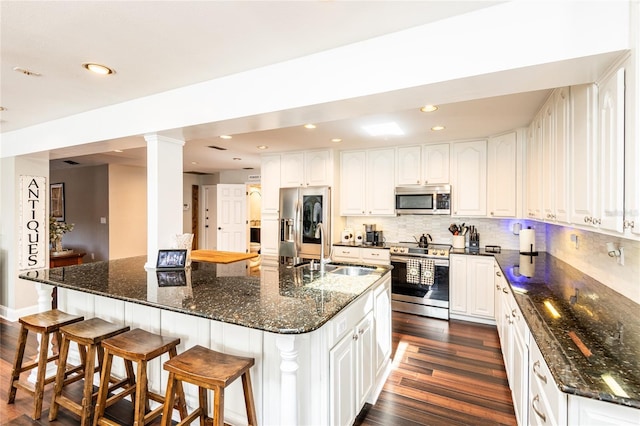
[190, 250, 258, 264]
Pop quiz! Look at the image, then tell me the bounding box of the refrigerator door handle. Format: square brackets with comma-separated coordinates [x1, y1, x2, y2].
[295, 198, 301, 254]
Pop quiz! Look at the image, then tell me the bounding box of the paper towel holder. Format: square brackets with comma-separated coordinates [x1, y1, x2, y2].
[519, 227, 539, 256]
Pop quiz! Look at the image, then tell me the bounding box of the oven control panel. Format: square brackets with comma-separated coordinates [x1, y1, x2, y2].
[389, 244, 450, 258]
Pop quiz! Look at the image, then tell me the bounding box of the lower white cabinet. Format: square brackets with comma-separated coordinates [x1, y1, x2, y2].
[568, 394, 640, 426]
[450, 254, 495, 324]
[529, 339, 566, 426]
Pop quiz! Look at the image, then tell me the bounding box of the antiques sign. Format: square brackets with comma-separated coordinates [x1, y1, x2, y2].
[19, 175, 46, 269]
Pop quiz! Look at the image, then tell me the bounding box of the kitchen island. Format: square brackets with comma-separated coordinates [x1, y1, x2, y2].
[20, 256, 393, 426]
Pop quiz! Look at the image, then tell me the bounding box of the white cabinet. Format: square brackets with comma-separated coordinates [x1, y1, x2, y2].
[526, 117, 543, 219]
[339, 149, 395, 216]
[451, 140, 487, 217]
[541, 99, 555, 221]
[260, 154, 281, 214]
[280, 150, 333, 187]
[553, 88, 571, 224]
[331, 245, 391, 266]
[529, 338, 566, 426]
[449, 254, 495, 324]
[396, 143, 449, 185]
[568, 394, 640, 426]
[487, 132, 517, 218]
[373, 277, 391, 383]
[330, 310, 374, 426]
[570, 84, 598, 225]
[597, 67, 625, 233]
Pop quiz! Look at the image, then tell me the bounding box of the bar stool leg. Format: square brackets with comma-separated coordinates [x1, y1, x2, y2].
[80, 342, 98, 426]
[160, 372, 177, 426]
[7, 325, 29, 403]
[134, 360, 148, 426]
[198, 386, 207, 426]
[242, 371, 258, 426]
[212, 386, 224, 426]
[48, 334, 72, 421]
[32, 330, 51, 419]
[93, 350, 113, 425]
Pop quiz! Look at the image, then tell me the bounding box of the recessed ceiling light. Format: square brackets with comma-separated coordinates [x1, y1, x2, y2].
[191, 161, 198, 165]
[13, 67, 41, 77]
[331, 138, 342, 143]
[220, 135, 232, 139]
[431, 125, 446, 131]
[420, 105, 438, 113]
[82, 63, 115, 75]
[257, 145, 269, 150]
[0, 106, 6, 112]
[304, 123, 316, 129]
[114, 149, 123, 153]
[363, 122, 404, 136]
[233, 157, 241, 161]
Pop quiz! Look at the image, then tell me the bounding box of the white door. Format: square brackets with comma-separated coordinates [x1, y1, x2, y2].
[216, 184, 248, 252]
[202, 185, 217, 250]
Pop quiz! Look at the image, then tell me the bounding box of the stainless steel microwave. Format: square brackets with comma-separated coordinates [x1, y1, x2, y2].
[395, 185, 451, 215]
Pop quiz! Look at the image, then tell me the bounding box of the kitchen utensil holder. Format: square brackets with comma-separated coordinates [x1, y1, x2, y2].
[452, 235, 465, 249]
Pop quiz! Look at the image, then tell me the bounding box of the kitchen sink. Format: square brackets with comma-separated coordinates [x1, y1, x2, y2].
[329, 266, 374, 276]
[297, 263, 339, 273]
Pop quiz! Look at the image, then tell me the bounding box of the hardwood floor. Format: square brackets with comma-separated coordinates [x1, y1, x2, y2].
[357, 312, 516, 426]
[1, 312, 516, 425]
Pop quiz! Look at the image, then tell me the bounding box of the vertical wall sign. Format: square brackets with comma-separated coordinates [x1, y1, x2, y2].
[19, 175, 47, 270]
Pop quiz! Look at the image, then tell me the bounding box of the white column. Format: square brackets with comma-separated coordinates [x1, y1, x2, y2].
[276, 335, 299, 426]
[144, 133, 185, 267]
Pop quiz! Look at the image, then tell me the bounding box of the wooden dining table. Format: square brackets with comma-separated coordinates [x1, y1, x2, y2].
[189, 250, 258, 264]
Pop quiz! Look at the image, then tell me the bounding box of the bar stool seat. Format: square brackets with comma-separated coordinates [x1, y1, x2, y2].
[93, 328, 187, 426]
[7, 309, 84, 420]
[161, 344, 257, 426]
[48, 318, 131, 426]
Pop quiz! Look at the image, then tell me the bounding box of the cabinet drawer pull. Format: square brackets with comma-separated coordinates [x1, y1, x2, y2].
[502, 287, 509, 294]
[496, 284, 501, 290]
[533, 360, 548, 384]
[511, 309, 517, 318]
[371, 252, 379, 256]
[531, 394, 547, 423]
[496, 271, 502, 277]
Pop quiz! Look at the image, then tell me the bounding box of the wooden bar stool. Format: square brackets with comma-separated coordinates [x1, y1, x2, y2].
[93, 328, 187, 426]
[7, 309, 84, 420]
[48, 318, 131, 426]
[161, 344, 257, 426]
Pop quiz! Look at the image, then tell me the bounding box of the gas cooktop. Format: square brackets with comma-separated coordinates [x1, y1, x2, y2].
[388, 242, 452, 258]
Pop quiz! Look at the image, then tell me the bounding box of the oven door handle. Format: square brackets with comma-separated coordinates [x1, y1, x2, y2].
[391, 256, 449, 267]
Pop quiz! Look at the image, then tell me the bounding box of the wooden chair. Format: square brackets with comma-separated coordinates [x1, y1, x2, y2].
[93, 328, 187, 426]
[161, 344, 257, 426]
[48, 318, 131, 425]
[7, 309, 84, 419]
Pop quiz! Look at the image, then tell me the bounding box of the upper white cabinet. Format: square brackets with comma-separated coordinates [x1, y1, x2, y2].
[526, 117, 543, 219]
[340, 148, 395, 216]
[396, 143, 449, 186]
[597, 67, 625, 233]
[570, 84, 598, 225]
[487, 132, 517, 218]
[281, 149, 333, 188]
[260, 154, 282, 215]
[553, 88, 571, 224]
[451, 140, 487, 217]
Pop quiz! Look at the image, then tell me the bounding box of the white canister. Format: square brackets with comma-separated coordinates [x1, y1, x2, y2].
[452, 235, 465, 249]
[341, 228, 354, 243]
[354, 231, 363, 245]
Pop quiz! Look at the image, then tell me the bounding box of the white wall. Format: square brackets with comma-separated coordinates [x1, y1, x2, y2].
[108, 164, 147, 259]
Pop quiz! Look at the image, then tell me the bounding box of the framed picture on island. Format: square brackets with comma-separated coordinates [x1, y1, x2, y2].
[50, 182, 65, 222]
[156, 249, 187, 269]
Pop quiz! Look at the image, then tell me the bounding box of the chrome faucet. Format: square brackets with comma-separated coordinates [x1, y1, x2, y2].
[314, 222, 330, 272]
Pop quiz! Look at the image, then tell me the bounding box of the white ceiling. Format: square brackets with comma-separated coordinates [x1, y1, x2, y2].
[0, 1, 623, 174]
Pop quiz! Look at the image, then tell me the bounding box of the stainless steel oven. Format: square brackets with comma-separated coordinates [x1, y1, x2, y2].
[390, 243, 450, 320]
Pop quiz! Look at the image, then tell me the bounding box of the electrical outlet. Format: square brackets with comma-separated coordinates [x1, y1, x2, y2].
[570, 234, 578, 249]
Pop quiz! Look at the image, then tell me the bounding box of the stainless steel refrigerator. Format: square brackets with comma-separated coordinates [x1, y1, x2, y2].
[279, 186, 331, 262]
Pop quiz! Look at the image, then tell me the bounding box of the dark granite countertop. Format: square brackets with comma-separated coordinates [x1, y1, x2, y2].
[492, 250, 640, 409]
[19, 256, 390, 335]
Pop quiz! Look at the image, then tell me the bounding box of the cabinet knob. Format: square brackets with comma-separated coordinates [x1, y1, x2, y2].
[512, 309, 517, 317]
[496, 284, 501, 290]
[352, 334, 359, 341]
[490, 212, 494, 216]
[584, 216, 592, 223]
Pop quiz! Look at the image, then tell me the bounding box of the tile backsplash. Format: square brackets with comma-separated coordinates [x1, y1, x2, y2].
[344, 216, 639, 304]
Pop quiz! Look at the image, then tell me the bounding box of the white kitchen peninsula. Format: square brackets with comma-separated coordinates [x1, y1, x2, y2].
[20, 257, 392, 426]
